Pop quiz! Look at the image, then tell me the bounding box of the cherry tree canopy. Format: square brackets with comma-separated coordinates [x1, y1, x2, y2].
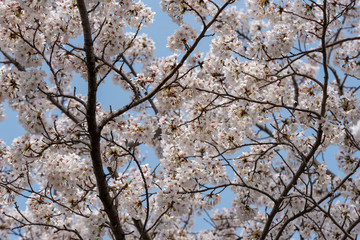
[0, 0, 360, 239]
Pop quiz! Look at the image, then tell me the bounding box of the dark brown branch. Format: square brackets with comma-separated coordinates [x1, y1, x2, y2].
[76, 1, 126, 239]
[260, 1, 330, 238]
[0, 48, 26, 71]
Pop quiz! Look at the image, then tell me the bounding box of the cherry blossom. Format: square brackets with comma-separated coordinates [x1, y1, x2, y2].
[0, 0, 360, 239]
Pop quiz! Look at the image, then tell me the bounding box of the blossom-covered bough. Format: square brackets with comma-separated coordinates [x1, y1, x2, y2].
[0, 0, 360, 239]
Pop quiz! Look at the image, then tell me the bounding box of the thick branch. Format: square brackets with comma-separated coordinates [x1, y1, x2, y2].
[76, 1, 125, 239]
[0, 48, 25, 71]
[260, 1, 330, 238]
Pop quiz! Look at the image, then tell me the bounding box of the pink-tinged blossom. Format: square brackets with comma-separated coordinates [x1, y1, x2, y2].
[167, 24, 198, 52]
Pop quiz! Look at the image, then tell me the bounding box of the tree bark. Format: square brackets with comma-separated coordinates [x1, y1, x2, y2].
[76, 1, 126, 239]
